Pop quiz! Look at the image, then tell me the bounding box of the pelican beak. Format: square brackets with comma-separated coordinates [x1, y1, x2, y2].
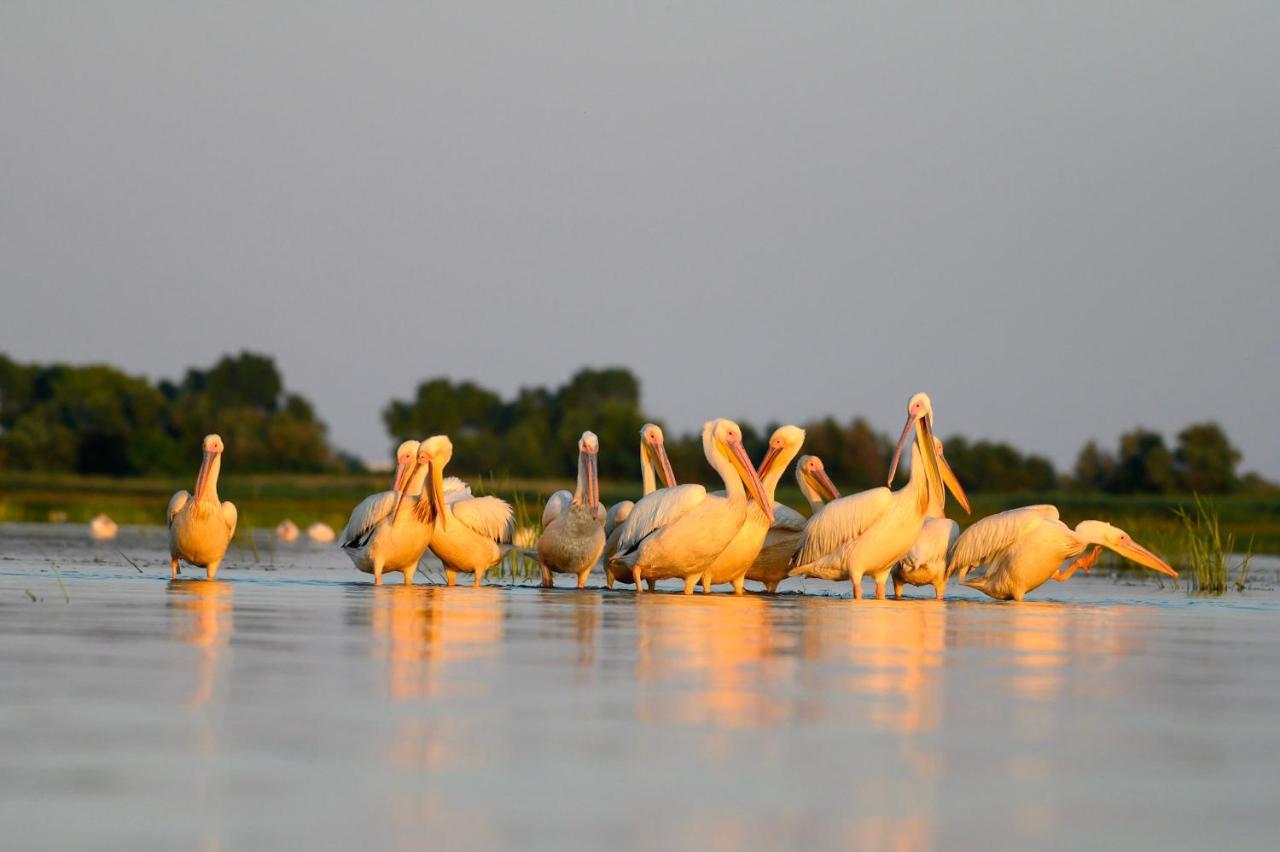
[1113, 538, 1178, 578]
[811, 467, 841, 502]
[936, 448, 971, 514]
[431, 461, 448, 530]
[888, 413, 919, 485]
[193, 450, 216, 503]
[723, 435, 774, 525]
[756, 444, 783, 480]
[917, 415, 946, 504]
[586, 447, 600, 520]
[391, 460, 412, 493]
[391, 460, 419, 523]
[649, 440, 677, 489]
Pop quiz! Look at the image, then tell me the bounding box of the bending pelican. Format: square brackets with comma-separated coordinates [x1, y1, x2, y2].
[537, 431, 606, 588]
[339, 440, 437, 585]
[609, 419, 772, 595]
[603, 423, 677, 589]
[947, 506, 1177, 601]
[89, 513, 119, 541]
[699, 425, 806, 595]
[168, 434, 238, 580]
[746, 454, 840, 594]
[790, 393, 968, 599]
[891, 437, 972, 599]
[423, 435, 514, 587]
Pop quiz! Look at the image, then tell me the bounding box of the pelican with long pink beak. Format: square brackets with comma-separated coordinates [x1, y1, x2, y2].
[167, 434, 238, 580]
[537, 431, 607, 588]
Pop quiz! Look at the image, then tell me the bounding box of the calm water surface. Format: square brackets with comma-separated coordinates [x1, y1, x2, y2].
[2, 524, 1277, 850]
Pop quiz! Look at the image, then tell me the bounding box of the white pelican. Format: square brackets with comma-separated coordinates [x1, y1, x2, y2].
[423, 435, 515, 587]
[948, 506, 1178, 601]
[89, 513, 118, 541]
[339, 440, 437, 585]
[746, 454, 841, 594]
[537, 431, 607, 588]
[789, 393, 968, 600]
[603, 423, 677, 589]
[275, 519, 300, 542]
[609, 419, 772, 595]
[167, 434, 238, 580]
[699, 425, 806, 595]
[307, 523, 336, 542]
[891, 437, 971, 599]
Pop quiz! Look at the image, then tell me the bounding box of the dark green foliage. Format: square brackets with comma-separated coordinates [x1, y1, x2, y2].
[940, 436, 1057, 493]
[0, 351, 336, 475]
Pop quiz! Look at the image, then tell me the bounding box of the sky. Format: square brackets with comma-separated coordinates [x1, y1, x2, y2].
[3, 2, 1278, 475]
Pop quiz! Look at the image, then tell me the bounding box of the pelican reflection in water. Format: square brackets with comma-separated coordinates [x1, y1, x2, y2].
[167, 579, 234, 710]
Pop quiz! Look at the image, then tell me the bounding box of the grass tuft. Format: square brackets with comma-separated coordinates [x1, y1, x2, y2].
[1173, 494, 1254, 596]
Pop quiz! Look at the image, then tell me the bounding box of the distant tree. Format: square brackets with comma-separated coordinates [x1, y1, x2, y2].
[1174, 422, 1240, 493]
[1072, 440, 1116, 492]
[940, 436, 1057, 493]
[1112, 428, 1176, 493]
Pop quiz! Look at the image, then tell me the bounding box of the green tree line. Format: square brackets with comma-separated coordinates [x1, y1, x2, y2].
[0, 352, 337, 474]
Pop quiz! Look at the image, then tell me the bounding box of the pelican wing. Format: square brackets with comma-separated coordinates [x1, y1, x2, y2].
[442, 476, 473, 504]
[770, 503, 809, 533]
[792, 487, 894, 567]
[167, 490, 190, 527]
[901, 517, 959, 569]
[542, 490, 573, 528]
[604, 500, 634, 537]
[222, 501, 238, 539]
[451, 496, 515, 544]
[947, 505, 1060, 578]
[614, 484, 707, 556]
[339, 490, 398, 549]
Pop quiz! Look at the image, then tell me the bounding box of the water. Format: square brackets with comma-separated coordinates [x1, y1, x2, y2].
[2, 524, 1278, 850]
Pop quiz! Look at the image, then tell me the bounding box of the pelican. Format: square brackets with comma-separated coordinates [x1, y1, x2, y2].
[948, 506, 1178, 601]
[891, 437, 972, 599]
[167, 434, 238, 580]
[537, 431, 607, 588]
[307, 523, 336, 542]
[746, 454, 841, 594]
[275, 519, 300, 542]
[89, 513, 118, 541]
[339, 440, 437, 585]
[789, 393, 968, 600]
[609, 419, 772, 595]
[699, 425, 806, 595]
[423, 435, 515, 587]
[603, 423, 677, 589]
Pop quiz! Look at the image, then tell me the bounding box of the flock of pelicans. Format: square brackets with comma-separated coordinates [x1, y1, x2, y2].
[163, 392, 1178, 602]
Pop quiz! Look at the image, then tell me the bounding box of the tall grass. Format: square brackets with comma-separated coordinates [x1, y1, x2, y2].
[1173, 494, 1254, 596]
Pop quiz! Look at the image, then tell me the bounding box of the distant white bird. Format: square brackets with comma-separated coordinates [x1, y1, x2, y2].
[789, 393, 968, 600]
[948, 506, 1177, 601]
[89, 513, 118, 541]
[307, 523, 336, 543]
[609, 419, 772, 595]
[891, 437, 971, 599]
[423, 435, 514, 587]
[603, 423, 677, 590]
[276, 519, 300, 542]
[699, 425, 806, 594]
[746, 454, 840, 594]
[537, 431, 607, 588]
[167, 434, 238, 580]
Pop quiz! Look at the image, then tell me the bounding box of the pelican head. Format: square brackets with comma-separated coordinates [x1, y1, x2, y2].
[1074, 521, 1178, 578]
[640, 423, 677, 488]
[712, 419, 774, 525]
[932, 437, 971, 514]
[194, 434, 225, 503]
[888, 392, 950, 503]
[421, 435, 455, 529]
[797, 454, 840, 502]
[392, 439, 421, 492]
[757, 425, 806, 482]
[576, 430, 601, 519]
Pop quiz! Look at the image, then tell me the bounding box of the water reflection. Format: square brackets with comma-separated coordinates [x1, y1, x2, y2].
[635, 594, 791, 729]
[167, 579, 234, 710]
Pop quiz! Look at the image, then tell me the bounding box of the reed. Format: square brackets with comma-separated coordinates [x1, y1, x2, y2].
[1173, 494, 1253, 596]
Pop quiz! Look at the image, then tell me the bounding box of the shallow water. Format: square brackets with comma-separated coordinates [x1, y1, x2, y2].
[2, 524, 1278, 850]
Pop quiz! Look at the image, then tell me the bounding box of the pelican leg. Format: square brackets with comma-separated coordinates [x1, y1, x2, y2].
[605, 569, 615, 590]
[474, 567, 486, 588]
[206, 560, 221, 582]
[170, 557, 180, 579]
[634, 569, 644, 593]
[1054, 546, 1102, 583]
[700, 575, 711, 594]
[403, 564, 416, 586]
[682, 576, 697, 595]
[932, 580, 946, 600]
[540, 563, 553, 588]
[764, 580, 779, 594]
[892, 575, 905, 600]
[444, 568, 457, 587]
[851, 574, 864, 600]
[874, 576, 887, 600]
[373, 562, 384, 586]
[645, 579, 655, 592]
[576, 569, 590, 589]
[730, 576, 745, 596]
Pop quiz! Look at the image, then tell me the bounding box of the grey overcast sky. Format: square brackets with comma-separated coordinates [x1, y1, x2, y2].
[3, 2, 1278, 474]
